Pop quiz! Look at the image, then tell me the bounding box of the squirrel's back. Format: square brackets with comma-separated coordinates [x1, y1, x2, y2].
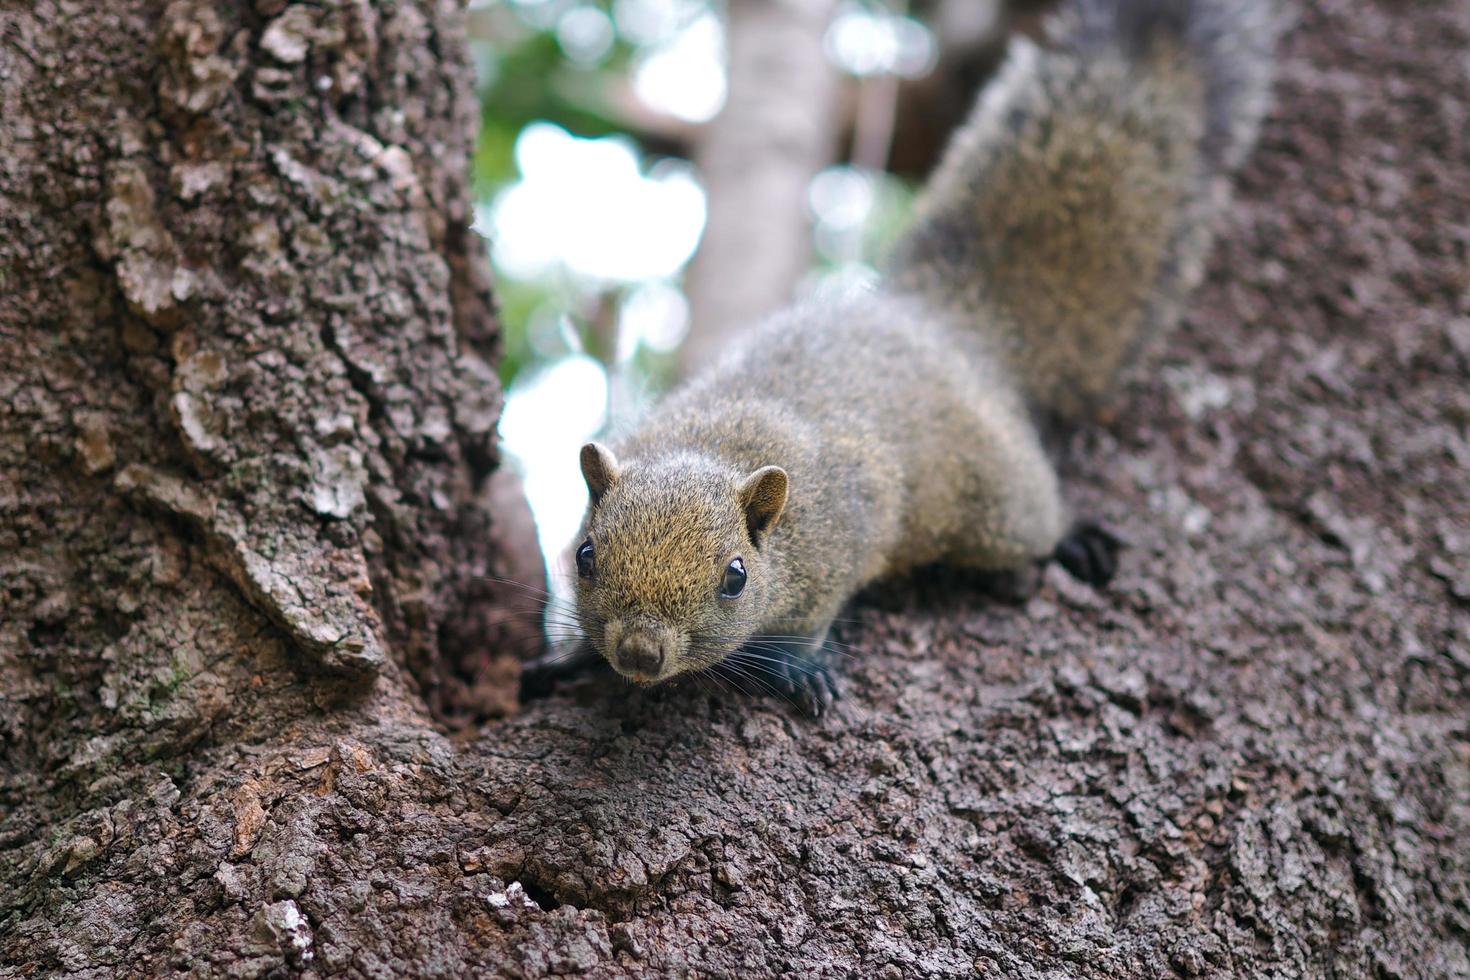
[890, 0, 1279, 420]
[626, 288, 1038, 580]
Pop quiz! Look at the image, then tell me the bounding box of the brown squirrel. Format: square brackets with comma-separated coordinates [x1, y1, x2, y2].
[555, 0, 1278, 714]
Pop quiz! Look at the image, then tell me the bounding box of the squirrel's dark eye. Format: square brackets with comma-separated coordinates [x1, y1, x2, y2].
[576, 539, 595, 579]
[720, 557, 746, 598]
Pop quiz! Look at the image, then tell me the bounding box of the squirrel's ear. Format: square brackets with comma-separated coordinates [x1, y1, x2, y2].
[580, 442, 619, 504]
[738, 465, 788, 546]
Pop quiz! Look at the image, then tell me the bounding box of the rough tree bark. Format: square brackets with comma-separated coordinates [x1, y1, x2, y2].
[4, 0, 1470, 978]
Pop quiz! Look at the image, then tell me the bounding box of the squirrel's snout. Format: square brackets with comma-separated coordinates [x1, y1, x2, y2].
[613, 632, 666, 681]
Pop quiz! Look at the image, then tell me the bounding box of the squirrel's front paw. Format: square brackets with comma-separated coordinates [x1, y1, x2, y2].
[778, 655, 839, 718]
[1053, 521, 1124, 586]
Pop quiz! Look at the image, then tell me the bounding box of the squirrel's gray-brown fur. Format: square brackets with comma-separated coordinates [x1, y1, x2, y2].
[892, 0, 1279, 419]
[566, 0, 1278, 713]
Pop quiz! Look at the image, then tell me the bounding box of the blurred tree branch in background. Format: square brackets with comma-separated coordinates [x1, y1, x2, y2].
[680, 0, 1052, 373]
[679, 0, 842, 374]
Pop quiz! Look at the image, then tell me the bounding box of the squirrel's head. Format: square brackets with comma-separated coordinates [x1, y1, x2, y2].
[571, 442, 788, 684]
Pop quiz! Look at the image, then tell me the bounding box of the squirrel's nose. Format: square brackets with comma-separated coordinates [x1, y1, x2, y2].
[615, 634, 665, 678]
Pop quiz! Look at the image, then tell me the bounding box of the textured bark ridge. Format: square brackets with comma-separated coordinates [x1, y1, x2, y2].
[4, 1, 1470, 977]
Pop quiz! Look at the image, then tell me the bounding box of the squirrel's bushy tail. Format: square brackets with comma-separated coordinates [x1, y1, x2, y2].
[889, 0, 1280, 420]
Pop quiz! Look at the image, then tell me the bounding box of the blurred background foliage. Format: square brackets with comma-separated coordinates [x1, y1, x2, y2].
[468, 0, 1012, 565]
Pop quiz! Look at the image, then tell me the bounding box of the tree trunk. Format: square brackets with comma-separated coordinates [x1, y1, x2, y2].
[4, 1, 1470, 977]
[1, 0, 534, 967]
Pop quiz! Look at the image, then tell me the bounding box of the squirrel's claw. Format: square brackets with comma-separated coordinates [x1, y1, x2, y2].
[779, 654, 838, 718]
[1053, 521, 1124, 586]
